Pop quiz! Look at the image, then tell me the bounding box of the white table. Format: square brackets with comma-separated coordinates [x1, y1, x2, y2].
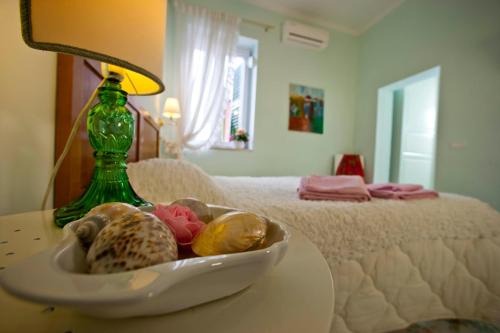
[0, 210, 334, 333]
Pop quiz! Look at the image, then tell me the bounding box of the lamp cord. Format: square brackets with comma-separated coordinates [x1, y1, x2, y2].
[41, 78, 106, 211]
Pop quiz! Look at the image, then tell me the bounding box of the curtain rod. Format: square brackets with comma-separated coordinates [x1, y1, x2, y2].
[242, 18, 275, 32]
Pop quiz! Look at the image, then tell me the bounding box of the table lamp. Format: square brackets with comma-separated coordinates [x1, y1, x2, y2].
[162, 97, 182, 159]
[20, 0, 166, 227]
[163, 98, 181, 120]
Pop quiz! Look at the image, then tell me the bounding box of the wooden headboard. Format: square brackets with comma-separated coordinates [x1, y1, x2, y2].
[54, 54, 160, 208]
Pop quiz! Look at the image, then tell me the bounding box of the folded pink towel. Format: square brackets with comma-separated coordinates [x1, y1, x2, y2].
[299, 176, 371, 202]
[367, 183, 423, 192]
[367, 183, 439, 200]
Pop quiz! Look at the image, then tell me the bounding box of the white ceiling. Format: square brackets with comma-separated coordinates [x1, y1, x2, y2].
[243, 0, 404, 35]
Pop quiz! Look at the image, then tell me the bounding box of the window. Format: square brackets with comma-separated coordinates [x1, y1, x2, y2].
[214, 36, 258, 149]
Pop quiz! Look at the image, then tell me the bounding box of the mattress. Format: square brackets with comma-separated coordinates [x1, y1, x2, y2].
[127, 159, 500, 333]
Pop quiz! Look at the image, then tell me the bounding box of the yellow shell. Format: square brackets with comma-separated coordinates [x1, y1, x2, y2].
[192, 211, 267, 256]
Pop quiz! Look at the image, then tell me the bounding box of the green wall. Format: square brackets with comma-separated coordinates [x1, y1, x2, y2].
[355, 0, 500, 209]
[171, 0, 359, 176]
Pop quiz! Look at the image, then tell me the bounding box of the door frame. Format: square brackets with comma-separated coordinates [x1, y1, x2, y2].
[373, 66, 441, 185]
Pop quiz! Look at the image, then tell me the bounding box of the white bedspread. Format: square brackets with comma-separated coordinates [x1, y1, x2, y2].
[215, 176, 500, 264]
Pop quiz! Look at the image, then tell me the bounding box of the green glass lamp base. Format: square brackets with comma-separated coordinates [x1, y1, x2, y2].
[54, 153, 152, 228]
[54, 74, 152, 228]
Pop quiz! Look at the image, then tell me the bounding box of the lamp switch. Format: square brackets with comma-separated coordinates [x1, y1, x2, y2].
[449, 142, 466, 149]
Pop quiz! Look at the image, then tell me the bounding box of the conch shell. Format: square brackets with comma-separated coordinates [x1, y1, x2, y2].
[74, 203, 140, 246]
[86, 211, 178, 274]
[192, 211, 267, 256]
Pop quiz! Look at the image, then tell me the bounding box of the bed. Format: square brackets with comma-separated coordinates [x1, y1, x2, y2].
[127, 158, 500, 333]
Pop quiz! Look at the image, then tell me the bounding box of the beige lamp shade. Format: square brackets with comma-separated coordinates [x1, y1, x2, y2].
[163, 98, 181, 119]
[20, 0, 166, 95]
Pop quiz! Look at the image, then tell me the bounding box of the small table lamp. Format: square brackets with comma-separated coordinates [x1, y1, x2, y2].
[163, 98, 182, 120]
[162, 98, 182, 159]
[20, 0, 167, 227]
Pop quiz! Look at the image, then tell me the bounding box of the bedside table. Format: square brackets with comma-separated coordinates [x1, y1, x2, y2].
[0, 210, 334, 333]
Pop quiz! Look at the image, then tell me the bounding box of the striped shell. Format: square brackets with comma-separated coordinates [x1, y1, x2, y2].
[85, 202, 140, 221]
[86, 211, 178, 274]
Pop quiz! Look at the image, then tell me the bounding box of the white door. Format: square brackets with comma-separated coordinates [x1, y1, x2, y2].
[398, 77, 439, 188]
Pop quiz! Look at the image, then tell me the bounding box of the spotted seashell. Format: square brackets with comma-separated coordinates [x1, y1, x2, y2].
[171, 198, 212, 223]
[75, 203, 141, 246]
[192, 211, 267, 257]
[86, 211, 178, 274]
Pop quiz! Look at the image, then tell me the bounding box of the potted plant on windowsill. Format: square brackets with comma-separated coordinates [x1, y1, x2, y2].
[231, 128, 249, 149]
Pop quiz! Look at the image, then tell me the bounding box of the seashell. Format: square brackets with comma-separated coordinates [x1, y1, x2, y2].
[75, 215, 109, 247]
[171, 198, 212, 223]
[192, 211, 267, 257]
[86, 211, 178, 274]
[85, 202, 140, 221]
[74, 203, 141, 246]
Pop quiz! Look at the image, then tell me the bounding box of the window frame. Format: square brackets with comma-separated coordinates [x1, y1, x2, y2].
[212, 36, 258, 151]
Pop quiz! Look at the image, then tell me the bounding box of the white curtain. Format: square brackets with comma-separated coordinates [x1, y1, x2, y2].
[174, 0, 241, 150]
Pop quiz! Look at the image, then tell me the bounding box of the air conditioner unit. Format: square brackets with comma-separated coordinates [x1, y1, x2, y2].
[282, 21, 329, 50]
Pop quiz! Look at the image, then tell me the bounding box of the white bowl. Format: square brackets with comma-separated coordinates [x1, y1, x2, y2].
[0, 205, 289, 318]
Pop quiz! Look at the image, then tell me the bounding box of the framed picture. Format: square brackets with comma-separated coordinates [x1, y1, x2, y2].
[289, 83, 324, 134]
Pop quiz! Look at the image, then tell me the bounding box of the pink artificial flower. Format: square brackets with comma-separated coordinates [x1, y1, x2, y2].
[153, 204, 206, 246]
